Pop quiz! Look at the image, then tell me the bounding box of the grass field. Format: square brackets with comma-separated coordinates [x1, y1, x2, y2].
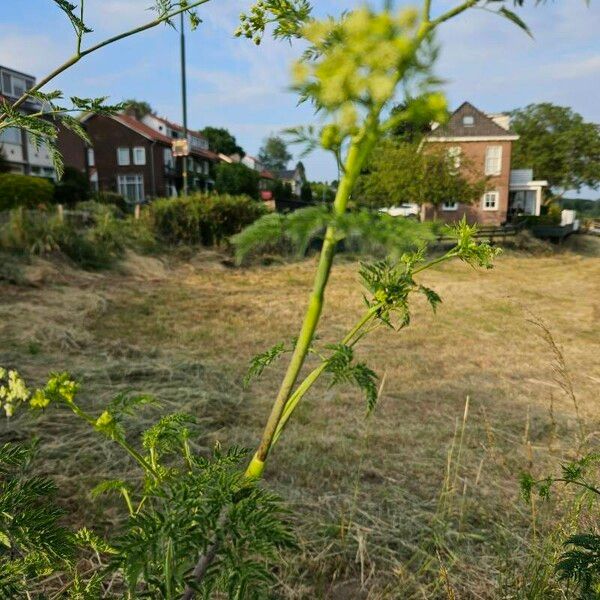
[1, 238, 599, 598]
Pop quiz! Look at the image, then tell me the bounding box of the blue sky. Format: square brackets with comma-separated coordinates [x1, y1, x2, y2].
[1, 1, 599, 196]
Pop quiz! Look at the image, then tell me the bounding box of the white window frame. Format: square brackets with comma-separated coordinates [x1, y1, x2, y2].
[117, 174, 144, 203]
[484, 145, 502, 176]
[482, 191, 500, 211]
[442, 201, 458, 211]
[133, 146, 146, 166]
[87, 147, 95, 167]
[117, 147, 130, 166]
[463, 115, 475, 127]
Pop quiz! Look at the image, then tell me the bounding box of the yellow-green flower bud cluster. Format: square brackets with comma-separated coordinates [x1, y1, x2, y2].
[293, 6, 422, 149]
[0, 368, 30, 418]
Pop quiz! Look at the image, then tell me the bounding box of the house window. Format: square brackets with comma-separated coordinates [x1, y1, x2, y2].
[463, 115, 474, 127]
[117, 174, 144, 203]
[203, 161, 209, 175]
[0, 127, 22, 145]
[163, 147, 175, 169]
[133, 146, 146, 165]
[87, 147, 95, 167]
[442, 201, 458, 211]
[117, 147, 130, 166]
[11, 76, 27, 97]
[447, 146, 461, 172]
[485, 145, 502, 176]
[482, 191, 499, 211]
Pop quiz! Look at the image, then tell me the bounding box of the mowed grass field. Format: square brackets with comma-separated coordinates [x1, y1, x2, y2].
[1, 239, 599, 599]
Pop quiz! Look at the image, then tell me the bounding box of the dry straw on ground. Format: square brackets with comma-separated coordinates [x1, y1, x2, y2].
[0, 239, 599, 598]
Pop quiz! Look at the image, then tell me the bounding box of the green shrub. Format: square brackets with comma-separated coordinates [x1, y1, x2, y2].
[0, 174, 54, 211]
[215, 162, 260, 198]
[53, 166, 89, 206]
[93, 191, 129, 213]
[149, 193, 267, 246]
[0, 207, 156, 270]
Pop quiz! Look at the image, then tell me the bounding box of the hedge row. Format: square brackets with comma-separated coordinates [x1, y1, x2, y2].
[149, 194, 267, 246]
[0, 174, 55, 210]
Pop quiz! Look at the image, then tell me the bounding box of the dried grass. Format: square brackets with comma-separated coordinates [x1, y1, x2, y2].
[0, 246, 599, 598]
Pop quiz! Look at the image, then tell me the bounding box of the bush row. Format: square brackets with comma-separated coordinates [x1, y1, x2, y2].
[0, 171, 124, 212]
[0, 194, 267, 270]
[149, 194, 267, 246]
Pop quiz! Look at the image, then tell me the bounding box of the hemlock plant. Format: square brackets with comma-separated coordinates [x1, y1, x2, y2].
[0, 0, 555, 597]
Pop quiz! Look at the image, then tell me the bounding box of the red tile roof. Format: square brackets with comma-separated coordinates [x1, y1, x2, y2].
[112, 114, 173, 144]
[260, 169, 276, 180]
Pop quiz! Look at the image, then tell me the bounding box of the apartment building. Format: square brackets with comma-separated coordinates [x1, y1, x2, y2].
[0, 65, 56, 179]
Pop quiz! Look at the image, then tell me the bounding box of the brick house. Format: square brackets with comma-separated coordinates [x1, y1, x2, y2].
[423, 101, 547, 225]
[58, 112, 220, 202]
[0, 65, 56, 179]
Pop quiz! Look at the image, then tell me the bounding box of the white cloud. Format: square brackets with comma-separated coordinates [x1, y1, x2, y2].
[541, 55, 600, 81]
[0, 28, 67, 76]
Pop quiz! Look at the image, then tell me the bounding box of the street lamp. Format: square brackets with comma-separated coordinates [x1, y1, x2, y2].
[180, 11, 189, 196]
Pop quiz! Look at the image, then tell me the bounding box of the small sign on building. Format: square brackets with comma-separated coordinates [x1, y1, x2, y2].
[172, 139, 189, 157]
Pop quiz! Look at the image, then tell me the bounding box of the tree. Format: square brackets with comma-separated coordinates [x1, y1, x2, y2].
[215, 162, 260, 198]
[54, 166, 90, 206]
[258, 135, 292, 172]
[201, 126, 245, 156]
[310, 181, 336, 203]
[271, 179, 293, 202]
[388, 99, 434, 142]
[300, 181, 313, 203]
[354, 140, 487, 219]
[123, 99, 154, 119]
[510, 103, 600, 199]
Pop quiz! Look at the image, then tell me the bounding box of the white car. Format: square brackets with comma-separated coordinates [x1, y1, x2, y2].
[379, 203, 420, 218]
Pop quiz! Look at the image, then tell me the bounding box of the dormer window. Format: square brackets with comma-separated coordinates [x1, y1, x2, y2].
[463, 115, 474, 127]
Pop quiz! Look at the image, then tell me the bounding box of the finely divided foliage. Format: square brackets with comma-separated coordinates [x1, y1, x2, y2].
[2, 375, 292, 598]
[0, 0, 560, 597]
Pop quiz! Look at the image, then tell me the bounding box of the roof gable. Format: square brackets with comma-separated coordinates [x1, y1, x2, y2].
[81, 112, 172, 144]
[428, 101, 516, 139]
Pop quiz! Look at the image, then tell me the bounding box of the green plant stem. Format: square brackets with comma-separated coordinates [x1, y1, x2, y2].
[67, 402, 158, 478]
[0, 0, 211, 122]
[270, 248, 459, 445]
[271, 304, 381, 445]
[430, 0, 479, 28]
[247, 124, 379, 476]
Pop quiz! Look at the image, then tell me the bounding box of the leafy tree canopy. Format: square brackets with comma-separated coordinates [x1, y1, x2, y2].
[258, 135, 292, 172]
[123, 99, 154, 119]
[510, 103, 600, 197]
[354, 139, 487, 215]
[388, 99, 435, 142]
[215, 162, 260, 198]
[310, 181, 337, 203]
[201, 126, 245, 157]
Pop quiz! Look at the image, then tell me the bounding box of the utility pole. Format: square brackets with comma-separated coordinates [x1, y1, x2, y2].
[180, 11, 189, 196]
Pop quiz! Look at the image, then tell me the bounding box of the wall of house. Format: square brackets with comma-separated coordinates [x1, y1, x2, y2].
[85, 115, 169, 198]
[426, 139, 513, 226]
[56, 124, 87, 172]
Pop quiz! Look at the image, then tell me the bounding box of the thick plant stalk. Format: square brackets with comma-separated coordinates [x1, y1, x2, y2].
[246, 128, 379, 478]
